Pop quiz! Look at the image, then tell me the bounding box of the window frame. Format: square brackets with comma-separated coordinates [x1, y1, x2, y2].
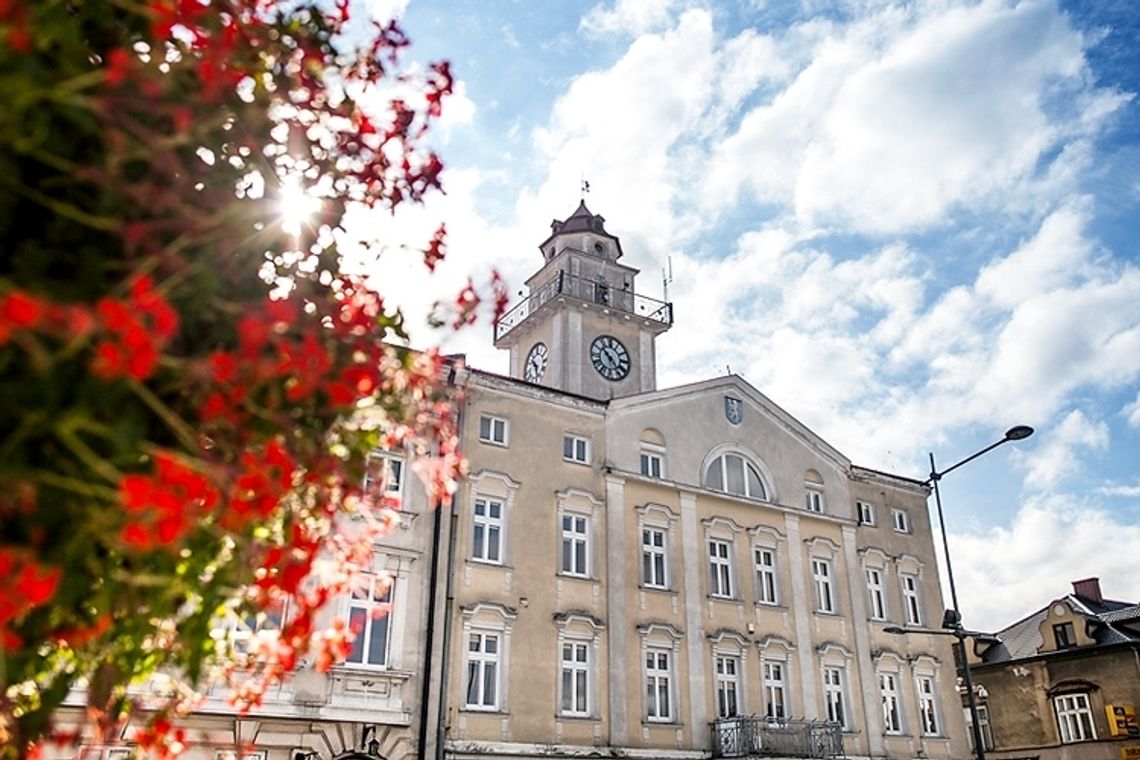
[714, 654, 741, 719]
[560, 512, 590, 578]
[364, 450, 405, 499]
[866, 567, 887, 621]
[478, 414, 509, 447]
[708, 539, 735, 599]
[762, 659, 788, 721]
[812, 558, 835, 614]
[1053, 621, 1077, 649]
[805, 488, 824, 514]
[344, 573, 392, 669]
[559, 639, 591, 717]
[916, 674, 940, 736]
[644, 648, 674, 723]
[471, 496, 505, 564]
[901, 573, 922, 625]
[639, 449, 664, 479]
[563, 433, 590, 465]
[1054, 692, 1097, 743]
[704, 452, 768, 500]
[822, 665, 848, 729]
[641, 526, 669, 590]
[965, 704, 995, 752]
[754, 546, 779, 605]
[880, 671, 903, 735]
[464, 631, 502, 711]
[891, 508, 910, 533]
[857, 501, 876, 526]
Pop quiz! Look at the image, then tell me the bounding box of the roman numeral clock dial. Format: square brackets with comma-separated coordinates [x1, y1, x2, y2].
[590, 335, 630, 381]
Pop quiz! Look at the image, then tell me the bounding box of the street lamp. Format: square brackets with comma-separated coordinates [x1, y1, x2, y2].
[921, 425, 1033, 760]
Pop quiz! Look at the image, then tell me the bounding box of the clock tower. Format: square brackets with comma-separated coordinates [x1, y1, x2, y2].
[494, 201, 673, 399]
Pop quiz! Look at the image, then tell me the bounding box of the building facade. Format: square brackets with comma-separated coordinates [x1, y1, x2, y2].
[427, 202, 970, 760]
[963, 577, 1140, 760]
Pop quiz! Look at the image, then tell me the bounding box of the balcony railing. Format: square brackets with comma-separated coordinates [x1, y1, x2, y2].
[494, 269, 673, 341]
[710, 716, 845, 759]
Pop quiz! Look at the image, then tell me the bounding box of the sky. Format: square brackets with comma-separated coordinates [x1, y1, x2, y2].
[341, 0, 1140, 633]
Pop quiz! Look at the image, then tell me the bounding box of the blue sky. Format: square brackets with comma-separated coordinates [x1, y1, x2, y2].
[347, 0, 1140, 631]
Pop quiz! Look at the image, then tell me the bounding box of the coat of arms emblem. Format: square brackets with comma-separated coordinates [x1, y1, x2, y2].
[725, 396, 743, 425]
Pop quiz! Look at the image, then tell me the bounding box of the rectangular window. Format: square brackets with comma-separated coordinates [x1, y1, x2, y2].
[902, 574, 922, 625]
[642, 527, 668, 589]
[917, 675, 939, 736]
[866, 568, 887, 620]
[364, 451, 404, 496]
[858, 501, 875, 525]
[1054, 693, 1096, 743]
[639, 450, 664, 478]
[823, 666, 847, 729]
[645, 649, 673, 722]
[560, 514, 589, 577]
[708, 539, 734, 598]
[563, 434, 589, 464]
[880, 673, 902, 734]
[465, 632, 500, 710]
[892, 509, 910, 533]
[805, 489, 824, 513]
[472, 497, 503, 564]
[560, 641, 590, 716]
[812, 558, 835, 613]
[346, 576, 390, 668]
[1053, 621, 1076, 649]
[715, 655, 741, 718]
[763, 660, 787, 721]
[478, 415, 508, 446]
[755, 547, 778, 605]
[965, 705, 994, 752]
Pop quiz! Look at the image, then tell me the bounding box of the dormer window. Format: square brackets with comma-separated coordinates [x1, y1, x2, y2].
[593, 242, 604, 254]
[1053, 622, 1076, 649]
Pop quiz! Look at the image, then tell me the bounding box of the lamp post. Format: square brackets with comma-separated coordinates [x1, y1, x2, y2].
[923, 425, 1033, 760]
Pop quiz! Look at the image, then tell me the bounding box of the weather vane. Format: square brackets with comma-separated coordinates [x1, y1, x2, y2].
[580, 177, 590, 198]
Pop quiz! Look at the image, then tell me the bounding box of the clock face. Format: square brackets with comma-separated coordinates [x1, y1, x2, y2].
[590, 335, 630, 381]
[524, 342, 548, 383]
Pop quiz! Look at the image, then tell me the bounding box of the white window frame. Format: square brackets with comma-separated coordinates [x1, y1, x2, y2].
[345, 573, 391, 668]
[965, 704, 994, 752]
[472, 496, 504, 564]
[858, 501, 875, 526]
[880, 672, 903, 734]
[645, 648, 674, 722]
[822, 666, 848, 729]
[478, 414, 509, 446]
[704, 452, 768, 500]
[812, 558, 835, 613]
[559, 640, 591, 717]
[866, 567, 887, 621]
[640, 448, 664, 478]
[560, 512, 590, 578]
[364, 450, 404, 498]
[805, 488, 824, 514]
[642, 526, 669, 589]
[901, 573, 922, 625]
[715, 655, 741, 719]
[1054, 692, 1097, 743]
[762, 659, 788, 721]
[465, 631, 501, 710]
[916, 674, 940, 736]
[755, 546, 779, 605]
[892, 508, 910, 533]
[708, 539, 734, 599]
[563, 434, 590, 464]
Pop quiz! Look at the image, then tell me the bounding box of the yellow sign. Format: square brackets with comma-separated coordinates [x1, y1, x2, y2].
[1120, 744, 1140, 760]
[1108, 704, 1140, 738]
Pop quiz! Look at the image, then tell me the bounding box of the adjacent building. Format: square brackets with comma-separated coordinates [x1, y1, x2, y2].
[963, 577, 1140, 760]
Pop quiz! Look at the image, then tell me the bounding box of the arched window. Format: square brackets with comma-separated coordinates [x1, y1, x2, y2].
[704, 453, 767, 500]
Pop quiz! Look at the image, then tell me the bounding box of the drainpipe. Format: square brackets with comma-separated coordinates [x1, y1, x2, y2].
[417, 497, 443, 758]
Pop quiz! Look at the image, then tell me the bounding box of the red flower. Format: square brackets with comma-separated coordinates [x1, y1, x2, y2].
[423, 224, 446, 272]
[2, 291, 45, 327]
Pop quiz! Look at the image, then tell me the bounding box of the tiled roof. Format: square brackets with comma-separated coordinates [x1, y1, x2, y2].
[980, 593, 1140, 665]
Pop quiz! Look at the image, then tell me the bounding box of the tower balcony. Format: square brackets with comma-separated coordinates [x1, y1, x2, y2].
[494, 268, 673, 342]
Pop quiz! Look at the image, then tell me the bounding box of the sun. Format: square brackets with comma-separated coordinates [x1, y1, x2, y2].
[278, 176, 322, 238]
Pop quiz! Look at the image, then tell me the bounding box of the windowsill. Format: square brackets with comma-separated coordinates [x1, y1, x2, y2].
[814, 609, 843, 617]
[755, 601, 785, 609]
[643, 719, 683, 727]
[556, 713, 600, 722]
[708, 595, 742, 604]
[563, 458, 590, 466]
[639, 584, 676, 594]
[558, 572, 598, 583]
[883, 732, 911, 738]
[460, 706, 507, 715]
[468, 559, 513, 570]
[920, 734, 949, 741]
[478, 439, 509, 448]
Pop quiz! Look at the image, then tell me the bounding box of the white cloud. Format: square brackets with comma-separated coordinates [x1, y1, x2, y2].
[951, 495, 1140, 631]
[364, 0, 409, 22]
[580, 0, 686, 37]
[1018, 410, 1108, 491]
[1123, 391, 1140, 427]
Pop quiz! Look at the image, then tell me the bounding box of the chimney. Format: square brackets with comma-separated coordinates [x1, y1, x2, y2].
[1072, 577, 1103, 604]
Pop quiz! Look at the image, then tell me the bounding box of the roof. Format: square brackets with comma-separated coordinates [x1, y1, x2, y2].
[979, 589, 1140, 665]
[538, 200, 624, 259]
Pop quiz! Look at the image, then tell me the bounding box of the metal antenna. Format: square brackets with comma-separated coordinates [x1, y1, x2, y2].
[662, 256, 674, 301]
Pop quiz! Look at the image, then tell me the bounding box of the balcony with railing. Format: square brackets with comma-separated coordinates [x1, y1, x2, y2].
[710, 716, 845, 759]
[494, 269, 673, 341]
